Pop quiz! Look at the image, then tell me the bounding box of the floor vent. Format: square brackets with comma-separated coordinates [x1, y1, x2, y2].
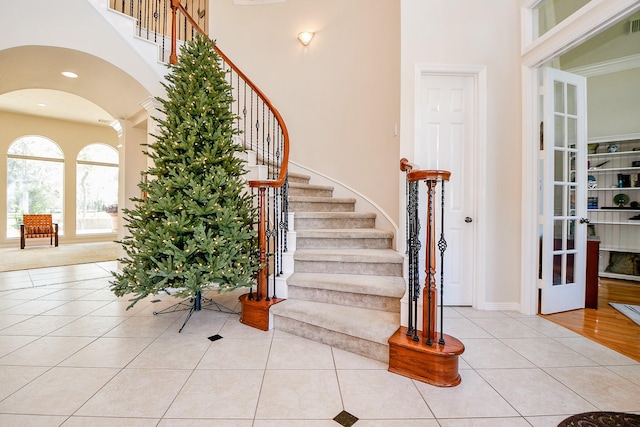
[629, 18, 640, 34]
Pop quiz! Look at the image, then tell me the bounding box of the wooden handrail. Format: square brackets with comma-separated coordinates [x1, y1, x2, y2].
[400, 158, 450, 182]
[408, 169, 451, 183]
[170, 0, 289, 189]
[400, 157, 414, 172]
[171, 0, 206, 38]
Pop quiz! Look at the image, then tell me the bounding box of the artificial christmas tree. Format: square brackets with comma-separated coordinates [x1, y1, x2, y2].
[111, 34, 259, 327]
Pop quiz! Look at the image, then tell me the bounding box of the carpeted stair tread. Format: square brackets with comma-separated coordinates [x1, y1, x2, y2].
[294, 248, 404, 264]
[289, 181, 332, 189]
[296, 228, 393, 239]
[294, 212, 376, 220]
[288, 272, 405, 298]
[270, 299, 399, 345]
[288, 182, 334, 194]
[289, 195, 356, 204]
[288, 171, 311, 184]
[293, 212, 377, 230]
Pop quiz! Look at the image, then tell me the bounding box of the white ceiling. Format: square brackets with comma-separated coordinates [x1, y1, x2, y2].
[0, 88, 115, 126]
[0, 45, 151, 127]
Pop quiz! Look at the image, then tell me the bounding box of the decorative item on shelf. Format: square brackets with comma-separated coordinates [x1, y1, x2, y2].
[608, 143, 619, 153]
[613, 193, 630, 207]
[618, 173, 631, 188]
[605, 252, 640, 275]
[588, 175, 597, 189]
[588, 196, 599, 209]
[587, 224, 596, 237]
[632, 201, 639, 208]
[588, 143, 599, 154]
[593, 160, 609, 168]
[632, 161, 640, 167]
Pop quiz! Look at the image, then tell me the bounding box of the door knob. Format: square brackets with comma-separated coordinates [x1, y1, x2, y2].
[579, 218, 590, 224]
[465, 217, 473, 223]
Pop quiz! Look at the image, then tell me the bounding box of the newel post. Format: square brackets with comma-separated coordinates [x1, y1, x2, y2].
[169, 0, 179, 64]
[388, 160, 464, 387]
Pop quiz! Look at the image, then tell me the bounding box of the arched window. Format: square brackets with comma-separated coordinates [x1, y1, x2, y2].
[6, 136, 65, 238]
[76, 143, 119, 234]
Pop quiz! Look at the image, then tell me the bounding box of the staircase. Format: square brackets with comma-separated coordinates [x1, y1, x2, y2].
[89, 0, 406, 364]
[271, 172, 405, 363]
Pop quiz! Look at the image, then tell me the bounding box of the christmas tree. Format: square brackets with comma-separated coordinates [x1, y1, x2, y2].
[111, 34, 259, 309]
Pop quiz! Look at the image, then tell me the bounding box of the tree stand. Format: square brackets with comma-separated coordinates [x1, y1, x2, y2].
[153, 290, 239, 333]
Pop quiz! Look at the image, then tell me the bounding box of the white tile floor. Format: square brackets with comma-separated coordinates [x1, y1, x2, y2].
[1, 261, 640, 426]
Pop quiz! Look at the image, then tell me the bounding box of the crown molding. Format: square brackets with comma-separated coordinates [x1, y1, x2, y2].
[567, 53, 640, 77]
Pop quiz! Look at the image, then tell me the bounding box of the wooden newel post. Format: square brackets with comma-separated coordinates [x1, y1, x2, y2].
[169, 0, 179, 64]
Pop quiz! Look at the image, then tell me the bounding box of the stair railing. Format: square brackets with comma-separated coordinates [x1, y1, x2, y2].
[110, 0, 290, 305]
[110, 0, 208, 63]
[389, 158, 463, 386]
[400, 158, 449, 345]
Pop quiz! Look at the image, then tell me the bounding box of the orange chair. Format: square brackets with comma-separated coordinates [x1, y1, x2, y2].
[20, 214, 59, 249]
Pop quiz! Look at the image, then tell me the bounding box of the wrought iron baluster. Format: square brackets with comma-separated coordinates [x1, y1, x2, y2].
[405, 171, 412, 337]
[161, 0, 168, 61]
[281, 175, 289, 254]
[438, 181, 447, 345]
[408, 179, 420, 341]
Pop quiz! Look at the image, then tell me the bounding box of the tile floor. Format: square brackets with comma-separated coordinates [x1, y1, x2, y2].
[1, 261, 639, 426]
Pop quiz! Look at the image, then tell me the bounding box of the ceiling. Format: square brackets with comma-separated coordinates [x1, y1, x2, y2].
[0, 46, 151, 128]
[0, 88, 116, 126]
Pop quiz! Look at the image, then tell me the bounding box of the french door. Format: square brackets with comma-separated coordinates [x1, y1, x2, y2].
[539, 67, 588, 314]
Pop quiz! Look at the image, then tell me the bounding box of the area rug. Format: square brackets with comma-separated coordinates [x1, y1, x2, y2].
[0, 242, 120, 272]
[558, 411, 640, 426]
[610, 303, 640, 327]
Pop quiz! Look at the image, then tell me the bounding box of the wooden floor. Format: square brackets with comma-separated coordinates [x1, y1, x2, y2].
[543, 278, 640, 362]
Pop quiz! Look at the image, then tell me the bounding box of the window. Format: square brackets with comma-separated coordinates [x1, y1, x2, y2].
[531, 0, 592, 40]
[6, 136, 65, 238]
[76, 143, 119, 234]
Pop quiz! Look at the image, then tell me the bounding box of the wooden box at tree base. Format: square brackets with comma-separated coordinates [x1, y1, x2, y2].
[388, 326, 464, 387]
[238, 293, 283, 331]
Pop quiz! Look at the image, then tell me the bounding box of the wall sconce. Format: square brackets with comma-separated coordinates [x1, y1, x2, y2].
[297, 31, 314, 46]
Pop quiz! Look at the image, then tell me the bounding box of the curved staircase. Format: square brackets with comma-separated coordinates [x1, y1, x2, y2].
[271, 172, 405, 363]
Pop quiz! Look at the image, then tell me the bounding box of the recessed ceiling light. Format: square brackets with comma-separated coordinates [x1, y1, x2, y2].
[61, 71, 78, 78]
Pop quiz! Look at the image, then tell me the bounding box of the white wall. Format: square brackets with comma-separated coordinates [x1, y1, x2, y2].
[210, 0, 401, 225]
[401, 0, 523, 306]
[588, 68, 640, 137]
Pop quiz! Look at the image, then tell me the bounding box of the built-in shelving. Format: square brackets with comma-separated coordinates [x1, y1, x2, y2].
[587, 134, 640, 281]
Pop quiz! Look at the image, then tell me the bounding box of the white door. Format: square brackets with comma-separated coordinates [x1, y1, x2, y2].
[415, 74, 475, 306]
[539, 67, 588, 314]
